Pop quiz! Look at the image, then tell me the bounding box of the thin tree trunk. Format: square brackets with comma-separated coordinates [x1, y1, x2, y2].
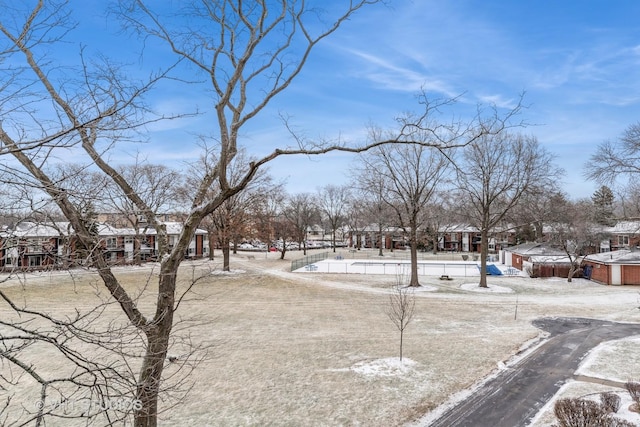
[332, 231, 336, 253]
[567, 257, 579, 283]
[208, 233, 216, 260]
[479, 228, 489, 288]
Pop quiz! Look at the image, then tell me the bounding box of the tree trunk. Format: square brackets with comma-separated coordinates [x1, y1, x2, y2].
[378, 227, 384, 257]
[134, 234, 142, 266]
[208, 233, 216, 260]
[567, 259, 579, 283]
[222, 245, 230, 272]
[408, 230, 420, 287]
[134, 268, 175, 427]
[479, 228, 489, 288]
[218, 231, 231, 271]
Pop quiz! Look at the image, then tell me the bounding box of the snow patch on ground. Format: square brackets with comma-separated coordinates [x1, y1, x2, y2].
[209, 269, 246, 276]
[459, 283, 514, 293]
[576, 336, 640, 382]
[331, 358, 418, 377]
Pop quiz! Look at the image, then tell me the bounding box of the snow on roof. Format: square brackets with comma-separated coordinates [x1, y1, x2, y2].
[0, 221, 206, 239]
[0, 221, 70, 238]
[604, 220, 640, 234]
[584, 249, 640, 264]
[141, 221, 207, 235]
[528, 255, 574, 264]
[504, 242, 565, 256]
[438, 224, 479, 233]
[97, 223, 137, 236]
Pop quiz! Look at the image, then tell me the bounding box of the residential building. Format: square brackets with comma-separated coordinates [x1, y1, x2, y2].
[0, 220, 208, 271]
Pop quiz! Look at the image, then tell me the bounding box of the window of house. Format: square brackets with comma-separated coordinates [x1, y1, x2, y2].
[106, 237, 117, 249]
[124, 236, 134, 245]
[27, 238, 43, 252]
[450, 233, 457, 241]
[618, 235, 629, 246]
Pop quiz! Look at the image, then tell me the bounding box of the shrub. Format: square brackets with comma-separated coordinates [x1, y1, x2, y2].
[600, 392, 620, 413]
[625, 381, 640, 406]
[553, 397, 635, 427]
[554, 398, 606, 427]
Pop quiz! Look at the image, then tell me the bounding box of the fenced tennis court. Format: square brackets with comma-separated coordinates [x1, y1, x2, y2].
[296, 259, 486, 277]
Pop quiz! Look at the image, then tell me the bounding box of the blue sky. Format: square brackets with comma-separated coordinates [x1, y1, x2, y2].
[69, 1, 640, 200]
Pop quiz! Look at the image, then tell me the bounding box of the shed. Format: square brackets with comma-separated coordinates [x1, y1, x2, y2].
[582, 249, 640, 286]
[502, 243, 573, 278]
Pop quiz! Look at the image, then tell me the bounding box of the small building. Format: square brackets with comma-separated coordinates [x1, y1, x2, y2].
[502, 242, 575, 278]
[600, 220, 640, 252]
[582, 249, 640, 285]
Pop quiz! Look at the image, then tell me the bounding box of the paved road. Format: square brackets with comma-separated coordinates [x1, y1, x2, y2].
[428, 317, 640, 427]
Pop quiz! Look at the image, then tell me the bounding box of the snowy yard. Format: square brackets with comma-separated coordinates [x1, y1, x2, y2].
[1, 250, 640, 426]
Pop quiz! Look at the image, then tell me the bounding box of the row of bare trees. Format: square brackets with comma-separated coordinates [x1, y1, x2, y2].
[0, 1, 398, 425]
[0, 1, 523, 424]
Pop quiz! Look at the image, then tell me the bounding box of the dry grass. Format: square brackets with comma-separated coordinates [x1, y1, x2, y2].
[2, 250, 640, 426]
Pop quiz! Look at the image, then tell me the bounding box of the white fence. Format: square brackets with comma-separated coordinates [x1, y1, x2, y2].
[298, 259, 483, 277]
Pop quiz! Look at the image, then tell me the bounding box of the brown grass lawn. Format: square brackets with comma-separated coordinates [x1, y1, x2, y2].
[2, 250, 640, 426]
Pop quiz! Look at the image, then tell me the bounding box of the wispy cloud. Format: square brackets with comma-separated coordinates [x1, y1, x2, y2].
[336, 48, 454, 97]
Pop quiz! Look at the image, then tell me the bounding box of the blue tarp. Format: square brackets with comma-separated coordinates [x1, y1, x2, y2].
[478, 264, 503, 275]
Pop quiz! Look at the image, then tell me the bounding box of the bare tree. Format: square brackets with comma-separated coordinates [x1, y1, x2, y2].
[250, 184, 286, 257]
[189, 149, 275, 270]
[0, 2, 528, 424]
[283, 193, 320, 255]
[361, 137, 451, 286]
[317, 185, 351, 252]
[616, 181, 640, 218]
[585, 121, 640, 186]
[351, 166, 396, 256]
[421, 191, 455, 254]
[543, 196, 608, 282]
[0, 1, 385, 425]
[456, 132, 560, 288]
[102, 161, 184, 264]
[507, 188, 566, 243]
[272, 212, 299, 260]
[386, 271, 415, 362]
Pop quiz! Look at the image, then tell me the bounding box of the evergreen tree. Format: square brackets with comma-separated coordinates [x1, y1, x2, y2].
[591, 185, 616, 226]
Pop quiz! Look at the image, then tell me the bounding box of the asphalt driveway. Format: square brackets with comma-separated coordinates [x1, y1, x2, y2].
[427, 317, 640, 427]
